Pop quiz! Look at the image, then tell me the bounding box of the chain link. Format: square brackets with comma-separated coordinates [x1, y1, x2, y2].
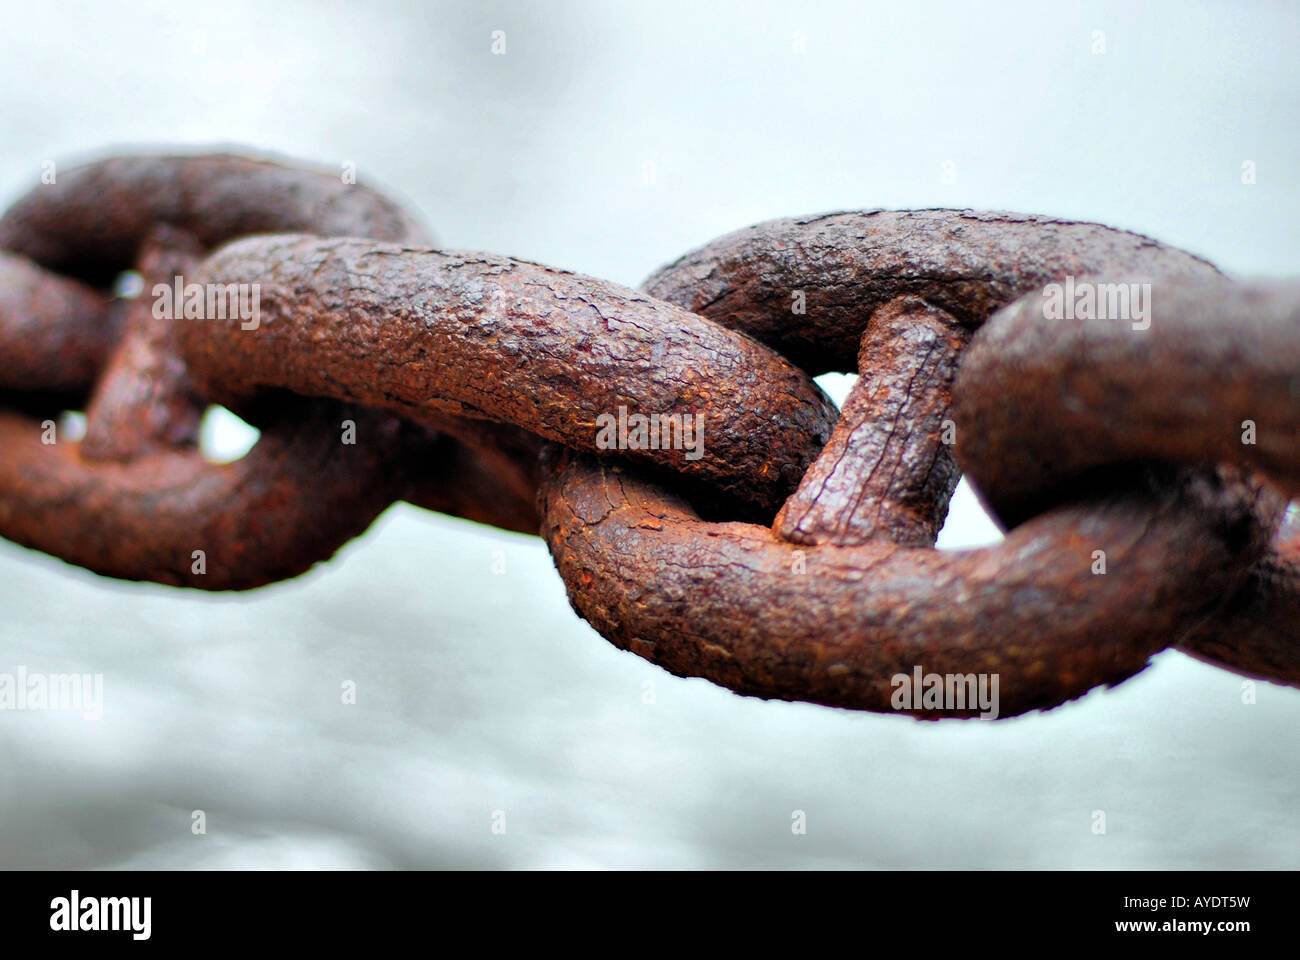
[0, 151, 1295, 714]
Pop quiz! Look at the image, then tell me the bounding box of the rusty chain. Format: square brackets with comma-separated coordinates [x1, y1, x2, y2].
[0, 152, 1295, 718]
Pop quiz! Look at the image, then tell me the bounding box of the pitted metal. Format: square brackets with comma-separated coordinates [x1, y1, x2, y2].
[1, 151, 1295, 716]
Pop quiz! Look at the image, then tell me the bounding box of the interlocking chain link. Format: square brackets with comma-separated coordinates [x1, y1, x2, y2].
[1, 152, 1295, 716]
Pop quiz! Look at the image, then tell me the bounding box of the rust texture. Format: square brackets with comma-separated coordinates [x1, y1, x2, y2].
[952, 279, 1300, 522]
[644, 209, 1221, 373]
[774, 296, 970, 548]
[0, 155, 522, 587]
[1179, 514, 1300, 685]
[0, 401, 411, 589]
[79, 226, 206, 460]
[0, 252, 122, 393]
[539, 450, 1279, 718]
[539, 212, 1296, 713]
[183, 235, 837, 516]
[0, 153, 427, 283]
[643, 209, 1223, 548]
[952, 278, 1300, 683]
[0, 149, 1294, 714]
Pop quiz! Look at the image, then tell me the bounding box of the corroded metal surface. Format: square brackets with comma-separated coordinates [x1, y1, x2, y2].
[0, 251, 121, 393]
[952, 279, 1300, 522]
[0, 148, 1295, 715]
[0, 153, 427, 282]
[0, 155, 512, 586]
[182, 235, 836, 516]
[0, 400, 407, 589]
[643, 209, 1221, 372]
[952, 278, 1300, 683]
[539, 451, 1279, 717]
[1178, 513, 1300, 685]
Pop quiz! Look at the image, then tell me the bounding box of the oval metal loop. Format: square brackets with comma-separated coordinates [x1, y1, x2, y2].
[952, 278, 1300, 684]
[0, 154, 489, 589]
[181, 235, 839, 517]
[952, 278, 1300, 523]
[539, 211, 1290, 714]
[0, 152, 427, 282]
[0, 170, 1294, 707]
[540, 451, 1279, 717]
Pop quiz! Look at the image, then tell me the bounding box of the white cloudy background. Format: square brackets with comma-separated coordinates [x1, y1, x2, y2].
[0, 0, 1297, 868]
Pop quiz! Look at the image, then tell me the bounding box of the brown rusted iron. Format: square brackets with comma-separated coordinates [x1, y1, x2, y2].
[0, 153, 427, 283]
[644, 210, 1223, 550]
[398, 421, 543, 536]
[0, 400, 409, 589]
[952, 278, 1300, 522]
[775, 296, 971, 548]
[0, 149, 1295, 716]
[539, 450, 1279, 718]
[181, 235, 837, 517]
[538, 212, 1294, 715]
[78, 225, 206, 460]
[1179, 512, 1300, 685]
[644, 209, 1221, 373]
[0, 155, 514, 587]
[0, 251, 122, 394]
[952, 278, 1300, 684]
